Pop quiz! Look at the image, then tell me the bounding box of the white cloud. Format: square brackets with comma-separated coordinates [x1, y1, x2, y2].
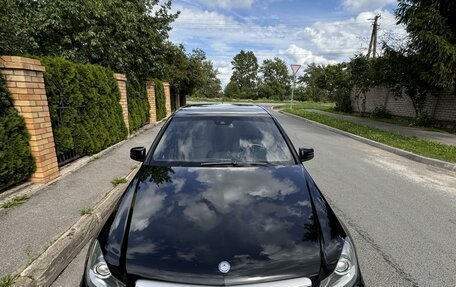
[279, 44, 336, 66]
[198, 0, 254, 9]
[342, 0, 396, 11]
[170, 4, 407, 87]
[302, 10, 407, 60]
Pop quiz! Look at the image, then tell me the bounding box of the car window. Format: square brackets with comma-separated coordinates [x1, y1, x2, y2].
[152, 116, 295, 165]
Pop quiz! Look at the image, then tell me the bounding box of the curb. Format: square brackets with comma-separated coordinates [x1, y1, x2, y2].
[12, 166, 140, 287]
[279, 110, 456, 172]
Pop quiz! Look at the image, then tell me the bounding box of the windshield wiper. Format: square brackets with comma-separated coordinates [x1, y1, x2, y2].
[200, 161, 271, 167]
[200, 161, 238, 167]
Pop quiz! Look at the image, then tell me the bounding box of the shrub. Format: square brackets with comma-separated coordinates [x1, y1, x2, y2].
[414, 113, 434, 127]
[127, 77, 150, 132]
[153, 79, 166, 121]
[41, 57, 128, 157]
[0, 75, 36, 191]
[334, 91, 352, 113]
[372, 106, 392, 119]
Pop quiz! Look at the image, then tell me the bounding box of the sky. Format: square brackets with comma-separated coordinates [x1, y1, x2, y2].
[168, 0, 407, 86]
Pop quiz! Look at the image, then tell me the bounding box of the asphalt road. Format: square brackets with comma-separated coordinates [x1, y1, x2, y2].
[52, 107, 456, 287]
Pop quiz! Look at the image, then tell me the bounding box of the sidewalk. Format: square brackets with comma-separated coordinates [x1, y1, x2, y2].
[308, 109, 456, 146]
[0, 123, 162, 279]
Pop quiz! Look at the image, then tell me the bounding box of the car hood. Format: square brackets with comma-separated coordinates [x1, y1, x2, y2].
[100, 165, 336, 286]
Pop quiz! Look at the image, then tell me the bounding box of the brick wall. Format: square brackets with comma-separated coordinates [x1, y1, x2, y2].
[352, 86, 456, 125]
[0, 56, 59, 182]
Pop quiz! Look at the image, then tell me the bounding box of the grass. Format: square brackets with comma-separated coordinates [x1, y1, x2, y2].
[188, 96, 305, 104]
[287, 101, 336, 111]
[1, 194, 30, 209]
[111, 177, 128, 186]
[0, 274, 18, 287]
[80, 207, 94, 215]
[283, 108, 456, 163]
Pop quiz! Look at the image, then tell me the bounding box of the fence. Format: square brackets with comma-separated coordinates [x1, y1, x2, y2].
[0, 56, 179, 185]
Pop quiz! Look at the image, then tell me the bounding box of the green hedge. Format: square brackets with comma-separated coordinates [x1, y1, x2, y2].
[127, 77, 150, 132]
[153, 79, 166, 121]
[0, 75, 36, 191]
[41, 57, 128, 156]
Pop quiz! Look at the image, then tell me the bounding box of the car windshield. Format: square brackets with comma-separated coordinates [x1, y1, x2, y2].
[152, 116, 295, 166]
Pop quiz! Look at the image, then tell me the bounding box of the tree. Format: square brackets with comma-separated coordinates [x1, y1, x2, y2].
[258, 58, 290, 100]
[229, 50, 259, 99]
[224, 82, 241, 99]
[381, 48, 438, 121]
[347, 55, 378, 115]
[396, 0, 456, 89]
[192, 61, 222, 98]
[299, 64, 327, 102]
[300, 63, 352, 112]
[1, 0, 178, 79]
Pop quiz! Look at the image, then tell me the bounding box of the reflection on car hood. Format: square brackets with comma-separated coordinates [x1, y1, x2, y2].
[103, 165, 327, 286]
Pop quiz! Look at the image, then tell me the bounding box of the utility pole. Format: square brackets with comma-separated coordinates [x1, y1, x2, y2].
[367, 15, 380, 58]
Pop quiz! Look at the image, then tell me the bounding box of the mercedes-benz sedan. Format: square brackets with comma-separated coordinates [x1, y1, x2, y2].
[82, 104, 364, 287]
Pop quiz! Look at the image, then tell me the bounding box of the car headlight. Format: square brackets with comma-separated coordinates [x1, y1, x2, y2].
[85, 240, 126, 287]
[320, 237, 358, 287]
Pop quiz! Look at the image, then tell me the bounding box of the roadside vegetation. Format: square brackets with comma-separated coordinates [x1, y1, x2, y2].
[0, 274, 18, 287]
[111, 177, 128, 187]
[284, 108, 456, 163]
[1, 195, 31, 209]
[80, 207, 94, 215]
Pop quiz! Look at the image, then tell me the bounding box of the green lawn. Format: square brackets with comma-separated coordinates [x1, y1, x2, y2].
[283, 108, 456, 163]
[188, 97, 305, 104]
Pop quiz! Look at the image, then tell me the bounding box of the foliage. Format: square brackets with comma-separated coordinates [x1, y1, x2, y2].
[111, 177, 128, 186]
[0, 0, 178, 79]
[372, 106, 393, 119]
[284, 109, 456, 163]
[228, 50, 259, 99]
[258, 58, 290, 101]
[0, 75, 36, 191]
[300, 64, 352, 113]
[153, 79, 167, 121]
[347, 55, 378, 115]
[380, 49, 438, 118]
[0, 194, 30, 209]
[163, 45, 221, 98]
[224, 82, 241, 99]
[298, 64, 328, 102]
[42, 57, 128, 156]
[127, 77, 150, 132]
[0, 274, 18, 287]
[396, 0, 456, 89]
[192, 61, 222, 98]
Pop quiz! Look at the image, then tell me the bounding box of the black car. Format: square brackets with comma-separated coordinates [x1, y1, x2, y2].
[82, 104, 364, 287]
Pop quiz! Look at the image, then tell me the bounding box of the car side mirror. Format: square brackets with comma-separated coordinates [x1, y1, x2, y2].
[130, 147, 146, 162]
[299, 147, 314, 162]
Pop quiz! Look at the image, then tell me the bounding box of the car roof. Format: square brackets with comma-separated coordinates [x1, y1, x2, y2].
[174, 104, 270, 117]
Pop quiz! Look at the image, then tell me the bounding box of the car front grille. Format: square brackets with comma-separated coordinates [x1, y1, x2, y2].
[136, 277, 312, 287]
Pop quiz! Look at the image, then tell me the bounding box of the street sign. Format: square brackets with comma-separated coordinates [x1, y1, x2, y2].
[290, 64, 301, 76]
[290, 64, 301, 109]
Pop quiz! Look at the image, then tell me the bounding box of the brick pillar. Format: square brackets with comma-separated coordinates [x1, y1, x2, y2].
[146, 81, 157, 123]
[114, 73, 129, 134]
[163, 81, 172, 116]
[0, 56, 59, 183]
